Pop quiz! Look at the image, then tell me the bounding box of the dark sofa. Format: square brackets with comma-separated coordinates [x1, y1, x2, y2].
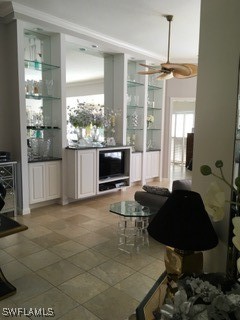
[134, 179, 192, 212]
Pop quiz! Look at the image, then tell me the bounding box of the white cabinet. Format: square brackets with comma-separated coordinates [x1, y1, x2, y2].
[29, 161, 61, 204]
[131, 152, 142, 183]
[146, 151, 160, 180]
[67, 149, 96, 199]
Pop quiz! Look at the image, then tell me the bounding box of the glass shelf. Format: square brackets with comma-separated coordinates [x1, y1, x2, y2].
[127, 105, 144, 109]
[127, 80, 144, 88]
[25, 94, 60, 100]
[148, 84, 163, 91]
[127, 128, 143, 131]
[24, 60, 60, 71]
[27, 126, 60, 130]
[147, 106, 162, 110]
[147, 128, 161, 131]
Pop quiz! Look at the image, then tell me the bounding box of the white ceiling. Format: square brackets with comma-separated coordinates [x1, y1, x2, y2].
[2, 0, 201, 83]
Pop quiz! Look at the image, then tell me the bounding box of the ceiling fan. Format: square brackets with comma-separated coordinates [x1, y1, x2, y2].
[138, 15, 198, 80]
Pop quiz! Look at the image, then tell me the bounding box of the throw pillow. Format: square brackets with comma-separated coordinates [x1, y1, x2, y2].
[142, 185, 171, 197]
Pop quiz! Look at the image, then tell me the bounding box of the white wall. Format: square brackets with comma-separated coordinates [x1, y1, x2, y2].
[162, 77, 197, 178]
[192, 0, 240, 272]
[66, 79, 104, 97]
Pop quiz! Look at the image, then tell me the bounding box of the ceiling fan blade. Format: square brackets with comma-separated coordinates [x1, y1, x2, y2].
[184, 64, 198, 76]
[139, 63, 162, 69]
[138, 69, 163, 75]
[162, 63, 191, 76]
[157, 72, 173, 80]
[173, 64, 198, 79]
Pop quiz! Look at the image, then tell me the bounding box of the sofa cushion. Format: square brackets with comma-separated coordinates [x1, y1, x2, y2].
[172, 179, 192, 191]
[142, 185, 171, 197]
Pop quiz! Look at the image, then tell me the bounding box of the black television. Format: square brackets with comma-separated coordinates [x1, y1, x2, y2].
[99, 150, 125, 179]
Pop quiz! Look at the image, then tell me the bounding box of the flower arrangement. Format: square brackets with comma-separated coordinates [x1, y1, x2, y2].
[200, 160, 240, 273]
[160, 274, 240, 319]
[68, 102, 93, 128]
[200, 160, 240, 221]
[68, 101, 104, 128]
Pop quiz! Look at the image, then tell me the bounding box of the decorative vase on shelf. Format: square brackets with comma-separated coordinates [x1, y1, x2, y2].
[91, 125, 99, 142]
[75, 127, 88, 146]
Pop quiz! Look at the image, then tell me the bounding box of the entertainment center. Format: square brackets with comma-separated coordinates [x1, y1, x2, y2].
[66, 146, 131, 200]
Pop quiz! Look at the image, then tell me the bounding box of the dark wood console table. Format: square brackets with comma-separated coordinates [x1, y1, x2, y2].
[0, 213, 28, 300]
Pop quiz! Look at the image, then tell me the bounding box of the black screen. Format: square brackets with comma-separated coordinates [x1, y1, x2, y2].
[99, 151, 125, 179]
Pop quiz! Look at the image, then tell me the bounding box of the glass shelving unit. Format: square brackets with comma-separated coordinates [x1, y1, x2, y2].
[126, 67, 145, 151]
[24, 30, 61, 162]
[146, 79, 163, 151]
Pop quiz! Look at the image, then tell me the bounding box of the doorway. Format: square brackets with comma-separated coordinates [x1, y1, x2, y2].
[170, 99, 195, 176]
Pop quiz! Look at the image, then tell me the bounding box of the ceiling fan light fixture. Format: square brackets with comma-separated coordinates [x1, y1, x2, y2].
[138, 15, 197, 80]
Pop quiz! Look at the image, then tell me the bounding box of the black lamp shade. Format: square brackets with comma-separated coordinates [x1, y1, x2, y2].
[148, 190, 218, 251]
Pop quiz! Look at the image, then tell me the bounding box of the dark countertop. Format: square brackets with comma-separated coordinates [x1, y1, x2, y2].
[66, 145, 130, 150]
[28, 157, 62, 163]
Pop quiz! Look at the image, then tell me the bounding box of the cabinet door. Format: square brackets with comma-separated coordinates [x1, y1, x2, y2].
[131, 153, 142, 182]
[77, 150, 96, 198]
[45, 161, 61, 200]
[29, 163, 45, 204]
[146, 151, 160, 179]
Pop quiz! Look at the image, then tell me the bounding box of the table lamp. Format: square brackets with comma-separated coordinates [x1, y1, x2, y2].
[148, 190, 218, 277]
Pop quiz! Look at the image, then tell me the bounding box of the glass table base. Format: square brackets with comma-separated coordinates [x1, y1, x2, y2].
[117, 216, 150, 254]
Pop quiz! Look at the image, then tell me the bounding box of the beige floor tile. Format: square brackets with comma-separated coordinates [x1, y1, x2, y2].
[74, 232, 110, 248]
[10, 273, 53, 304]
[54, 226, 91, 238]
[141, 241, 165, 260]
[67, 249, 109, 270]
[49, 240, 87, 258]
[139, 259, 166, 281]
[36, 259, 84, 285]
[27, 214, 59, 225]
[31, 232, 69, 248]
[0, 249, 15, 265]
[0, 233, 26, 249]
[18, 249, 61, 271]
[89, 260, 135, 286]
[63, 214, 91, 225]
[114, 251, 157, 271]
[4, 240, 43, 258]
[114, 272, 156, 302]
[1, 260, 33, 281]
[83, 287, 138, 320]
[21, 225, 52, 239]
[95, 226, 118, 239]
[81, 220, 109, 232]
[58, 305, 101, 320]
[59, 272, 109, 304]
[92, 239, 120, 258]
[21, 287, 78, 319]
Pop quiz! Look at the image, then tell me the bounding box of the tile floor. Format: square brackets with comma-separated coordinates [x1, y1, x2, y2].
[0, 165, 190, 320]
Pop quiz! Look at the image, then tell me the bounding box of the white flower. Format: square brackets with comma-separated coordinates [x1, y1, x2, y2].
[147, 115, 154, 123]
[204, 182, 225, 222]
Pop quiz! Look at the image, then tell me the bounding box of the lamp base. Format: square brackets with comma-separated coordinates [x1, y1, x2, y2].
[164, 246, 203, 277]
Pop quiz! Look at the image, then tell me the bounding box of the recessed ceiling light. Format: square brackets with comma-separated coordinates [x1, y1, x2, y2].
[91, 45, 98, 48]
[79, 48, 87, 51]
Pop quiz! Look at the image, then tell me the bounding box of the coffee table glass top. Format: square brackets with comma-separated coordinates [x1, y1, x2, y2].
[110, 200, 156, 217]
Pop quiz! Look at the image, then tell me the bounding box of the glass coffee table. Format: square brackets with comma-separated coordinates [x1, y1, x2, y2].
[110, 200, 157, 254]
